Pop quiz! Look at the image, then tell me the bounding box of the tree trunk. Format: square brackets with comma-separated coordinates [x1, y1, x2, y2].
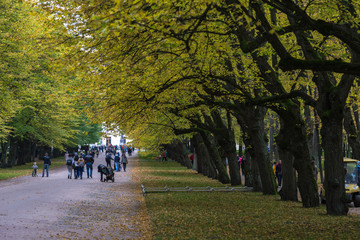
[17, 139, 32, 165]
[353, 105, 360, 143]
[165, 139, 192, 169]
[241, 106, 275, 194]
[275, 104, 319, 207]
[241, 136, 259, 189]
[193, 133, 217, 179]
[321, 117, 348, 215]
[314, 110, 324, 183]
[344, 106, 360, 160]
[269, 115, 275, 162]
[200, 131, 231, 184]
[0, 139, 9, 168]
[8, 136, 18, 167]
[30, 142, 37, 163]
[278, 149, 297, 201]
[211, 110, 241, 185]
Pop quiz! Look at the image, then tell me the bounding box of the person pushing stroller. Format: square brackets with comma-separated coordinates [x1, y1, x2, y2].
[97, 164, 114, 182]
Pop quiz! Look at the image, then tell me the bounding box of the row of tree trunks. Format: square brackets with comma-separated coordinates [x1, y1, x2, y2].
[275, 104, 320, 207]
[234, 104, 275, 194]
[199, 131, 231, 184]
[193, 133, 217, 179]
[165, 139, 192, 169]
[0, 140, 9, 168]
[210, 110, 241, 186]
[235, 21, 318, 202]
[0, 135, 65, 168]
[242, 141, 262, 192]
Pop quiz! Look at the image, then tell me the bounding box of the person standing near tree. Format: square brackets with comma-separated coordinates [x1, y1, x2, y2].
[161, 150, 167, 162]
[42, 153, 51, 177]
[275, 160, 282, 187]
[240, 156, 246, 176]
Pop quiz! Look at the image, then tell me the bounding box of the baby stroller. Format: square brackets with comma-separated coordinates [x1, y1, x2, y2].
[98, 164, 115, 182]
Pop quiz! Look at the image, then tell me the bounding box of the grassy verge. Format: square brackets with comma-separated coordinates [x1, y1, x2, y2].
[137, 157, 360, 239]
[0, 156, 65, 180]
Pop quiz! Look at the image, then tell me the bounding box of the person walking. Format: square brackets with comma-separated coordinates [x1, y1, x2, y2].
[77, 156, 85, 179]
[105, 152, 113, 168]
[121, 151, 128, 172]
[84, 151, 94, 178]
[114, 152, 121, 172]
[66, 153, 74, 179]
[161, 150, 167, 162]
[32, 162, 38, 177]
[42, 153, 51, 177]
[73, 158, 79, 179]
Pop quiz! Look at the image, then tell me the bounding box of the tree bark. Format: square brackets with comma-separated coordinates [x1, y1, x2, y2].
[278, 149, 297, 201]
[8, 136, 18, 167]
[269, 115, 275, 162]
[314, 109, 324, 183]
[0, 139, 9, 168]
[275, 103, 319, 207]
[344, 106, 360, 160]
[321, 117, 348, 215]
[211, 110, 241, 185]
[193, 133, 217, 179]
[200, 131, 231, 184]
[165, 139, 192, 169]
[239, 106, 276, 194]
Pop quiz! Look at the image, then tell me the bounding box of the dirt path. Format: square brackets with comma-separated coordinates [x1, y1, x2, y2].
[0, 151, 152, 240]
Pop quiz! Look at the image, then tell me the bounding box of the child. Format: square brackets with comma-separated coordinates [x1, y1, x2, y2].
[32, 162, 38, 177]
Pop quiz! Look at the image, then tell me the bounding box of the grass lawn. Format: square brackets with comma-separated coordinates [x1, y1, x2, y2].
[0, 156, 65, 180]
[136, 156, 360, 240]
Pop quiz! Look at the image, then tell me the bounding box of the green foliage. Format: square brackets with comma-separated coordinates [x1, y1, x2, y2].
[0, 0, 102, 152]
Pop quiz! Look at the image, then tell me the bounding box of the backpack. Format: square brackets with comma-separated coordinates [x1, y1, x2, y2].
[78, 160, 85, 167]
[66, 159, 73, 166]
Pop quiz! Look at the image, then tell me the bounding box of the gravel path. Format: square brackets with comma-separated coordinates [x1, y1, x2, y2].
[0, 151, 152, 240]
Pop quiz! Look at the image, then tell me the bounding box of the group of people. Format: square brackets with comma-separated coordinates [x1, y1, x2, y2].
[105, 151, 128, 172]
[273, 160, 282, 187]
[65, 151, 95, 179]
[156, 150, 167, 161]
[31, 153, 51, 177]
[31, 147, 132, 179]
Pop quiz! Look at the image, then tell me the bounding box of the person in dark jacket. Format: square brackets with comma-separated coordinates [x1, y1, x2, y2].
[114, 152, 121, 172]
[84, 151, 95, 178]
[105, 152, 113, 167]
[42, 153, 51, 177]
[275, 160, 282, 187]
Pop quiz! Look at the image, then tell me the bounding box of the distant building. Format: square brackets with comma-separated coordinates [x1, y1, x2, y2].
[100, 134, 131, 147]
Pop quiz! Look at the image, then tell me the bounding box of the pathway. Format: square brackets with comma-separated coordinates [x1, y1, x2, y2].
[0, 151, 152, 240]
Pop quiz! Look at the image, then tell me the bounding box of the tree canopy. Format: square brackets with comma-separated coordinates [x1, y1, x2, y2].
[3, 0, 360, 216]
